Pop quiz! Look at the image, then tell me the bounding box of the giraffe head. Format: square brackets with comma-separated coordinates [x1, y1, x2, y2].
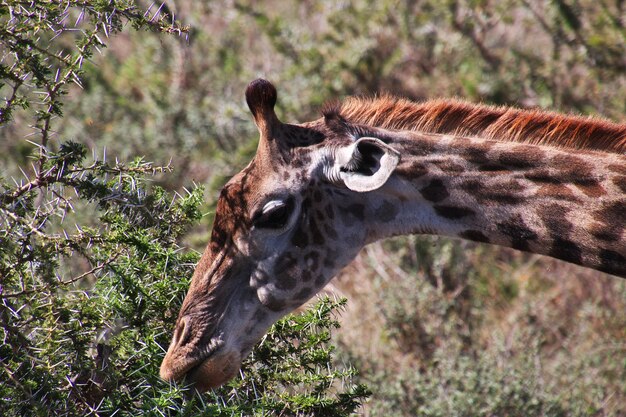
[159, 79, 400, 391]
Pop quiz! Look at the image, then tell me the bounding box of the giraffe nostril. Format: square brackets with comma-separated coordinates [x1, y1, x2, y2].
[173, 316, 193, 348]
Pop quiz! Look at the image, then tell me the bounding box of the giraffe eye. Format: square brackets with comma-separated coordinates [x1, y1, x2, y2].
[254, 198, 295, 230]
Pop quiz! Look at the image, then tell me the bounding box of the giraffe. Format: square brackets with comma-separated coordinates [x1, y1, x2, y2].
[160, 79, 626, 392]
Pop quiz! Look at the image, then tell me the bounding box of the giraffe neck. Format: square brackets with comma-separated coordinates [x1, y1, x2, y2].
[360, 131, 626, 277]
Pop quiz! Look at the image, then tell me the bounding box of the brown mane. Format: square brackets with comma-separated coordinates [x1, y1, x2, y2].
[327, 95, 626, 154]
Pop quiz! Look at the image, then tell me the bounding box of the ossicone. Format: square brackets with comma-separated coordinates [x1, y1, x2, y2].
[245, 79, 280, 133]
[322, 99, 351, 135]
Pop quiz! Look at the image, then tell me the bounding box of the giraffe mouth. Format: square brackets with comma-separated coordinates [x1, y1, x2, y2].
[160, 331, 244, 393]
[160, 337, 224, 383]
[184, 348, 242, 392]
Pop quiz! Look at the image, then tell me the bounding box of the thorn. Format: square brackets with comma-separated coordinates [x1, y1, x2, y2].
[144, 2, 156, 18]
[150, 3, 165, 23]
[18, 166, 29, 181]
[75, 8, 85, 27]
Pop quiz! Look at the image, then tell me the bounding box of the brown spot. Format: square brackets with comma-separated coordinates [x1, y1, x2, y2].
[461, 179, 484, 194]
[300, 153, 312, 164]
[375, 200, 399, 222]
[552, 153, 588, 168]
[496, 215, 538, 251]
[461, 147, 489, 164]
[593, 201, 625, 237]
[462, 179, 525, 204]
[525, 169, 561, 184]
[478, 164, 508, 173]
[527, 162, 601, 197]
[313, 190, 323, 202]
[499, 146, 544, 168]
[410, 137, 438, 156]
[613, 176, 626, 193]
[475, 179, 523, 200]
[343, 203, 365, 221]
[575, 181, 606, 198]
[292, 158, 304, 169]
[432, 160, 465, 173]
[538, 204, 573, 238]
[608, 164, 626, 175]
[434, 205, 475, 219]
[396, 161, 429, 180]
[459, 230, 490, 243]
[301, 270, 313, 282]
[274, 256, 298, 290]
[549, 238, 583, 266]
[420, 179, 449, 203]
[589, 222, 621, 242]
[598, 249, 626, 276]
[349, 204, 366, 219]
[315, 275, 326, 286]
[283, 171, 291, 181]
[276, 275, 296, 291]
[323, 223, 339, 240]
[291, 225, 309, 248]
[309, 218, 325, 245]
[536, 183, 578, 201]
[209, 222, 231, 255]
[452, 140, 494, 165]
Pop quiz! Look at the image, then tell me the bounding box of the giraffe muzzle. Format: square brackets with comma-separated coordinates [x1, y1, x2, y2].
[159, 312, 231, 389]
[184, 349, 242, 392]
[160, 330, 242, 392]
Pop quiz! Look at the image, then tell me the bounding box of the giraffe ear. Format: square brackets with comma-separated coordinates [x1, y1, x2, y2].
[335, 137, 400, 192]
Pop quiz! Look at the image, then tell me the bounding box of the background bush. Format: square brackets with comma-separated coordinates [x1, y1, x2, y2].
[1, 0, 625, 416]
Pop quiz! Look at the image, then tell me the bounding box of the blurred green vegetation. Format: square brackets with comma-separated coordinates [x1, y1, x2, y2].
[2, 0, 626, 415]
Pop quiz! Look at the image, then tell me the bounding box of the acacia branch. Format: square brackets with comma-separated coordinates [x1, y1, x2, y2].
[3, 258, 115, 298]
[0, 80, 23, 124]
